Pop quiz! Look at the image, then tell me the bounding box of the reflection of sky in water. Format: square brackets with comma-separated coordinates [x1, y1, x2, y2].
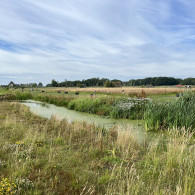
[21, 100, 118, 127]
[21, 100, 157, 143]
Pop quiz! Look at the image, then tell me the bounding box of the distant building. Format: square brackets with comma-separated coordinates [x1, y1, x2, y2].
[8, 81, 15, 88]
[0, 85, 7, 88]
[14, 84, 20, 88]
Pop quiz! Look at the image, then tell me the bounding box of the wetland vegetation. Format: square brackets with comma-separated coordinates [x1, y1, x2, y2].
[0, 86, 194, 194]
[0, 102, 194, 194]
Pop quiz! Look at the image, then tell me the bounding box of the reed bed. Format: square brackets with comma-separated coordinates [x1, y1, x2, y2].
[0, 102, 194, 194]
[144, 92, 195, 131]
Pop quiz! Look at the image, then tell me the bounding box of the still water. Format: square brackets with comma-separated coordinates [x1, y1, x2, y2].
[20, 100, 157, 143]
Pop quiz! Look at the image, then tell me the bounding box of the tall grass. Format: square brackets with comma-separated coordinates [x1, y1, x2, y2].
[106, 129, 195, 195]
[111, 98, 151, 119]
[0, 102, 194, 194]
[67, 96, 115, 116]
[144, 92, 195, 131]
[13, 93, 148, 119]
[3, 92, 195, 132]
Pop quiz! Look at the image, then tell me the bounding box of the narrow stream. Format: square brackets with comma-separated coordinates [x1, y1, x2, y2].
[20, 100, 158, 143]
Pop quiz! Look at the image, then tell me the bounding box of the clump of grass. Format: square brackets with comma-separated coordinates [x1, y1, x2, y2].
[14, 92, 75, 107]
[67, 96, 114, 115]
[106, 129, 195, 195]
[15, 92, 33, 100]
[144, 92, 195, 131]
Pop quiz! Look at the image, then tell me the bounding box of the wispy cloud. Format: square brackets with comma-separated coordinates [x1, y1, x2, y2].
[0, 0, 195, 84]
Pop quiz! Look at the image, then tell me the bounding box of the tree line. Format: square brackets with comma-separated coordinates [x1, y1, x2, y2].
[46, 77, 195, 87]
[124, 77, 195, 86]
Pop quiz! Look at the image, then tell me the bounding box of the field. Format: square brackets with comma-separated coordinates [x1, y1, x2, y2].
[31, 86, 195, 96]
[0, 102, 194, 194]
[0, 87, 194, 194]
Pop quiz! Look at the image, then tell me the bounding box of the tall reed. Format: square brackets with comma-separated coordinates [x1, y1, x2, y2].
[144, 92, 195, 131]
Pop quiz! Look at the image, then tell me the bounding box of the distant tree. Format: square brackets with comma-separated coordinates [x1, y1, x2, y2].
[20, 84, 25, 92]
[111, 79, 122, 87]
[32, 83, 37, 88]
[128, 77, 179, 86]
[38, 82, 43, 87]
[182, 78, 195, 85]
[76, 83, 81, 87]
[176, 78, 183, 84]
[51, 79, 58, 87]
[104, 80, 115, 87]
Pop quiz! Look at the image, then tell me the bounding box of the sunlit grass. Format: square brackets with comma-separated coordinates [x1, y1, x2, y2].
[0, 102, 194, 194]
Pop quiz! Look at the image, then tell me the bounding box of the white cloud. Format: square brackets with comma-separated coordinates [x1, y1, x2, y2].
[0, 0, 195, 84]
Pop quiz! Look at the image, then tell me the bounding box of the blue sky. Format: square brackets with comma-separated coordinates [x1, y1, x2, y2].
[0, 0, 195, 84]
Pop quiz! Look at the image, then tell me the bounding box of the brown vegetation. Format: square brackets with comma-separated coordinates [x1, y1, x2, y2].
[42, 87, 195, 95]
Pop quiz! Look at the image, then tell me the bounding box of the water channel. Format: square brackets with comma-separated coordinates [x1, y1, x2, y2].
[20, 100, 159, 143]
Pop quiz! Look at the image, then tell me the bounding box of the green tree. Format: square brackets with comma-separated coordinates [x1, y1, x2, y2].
[38, 82, 43, 87]
[51, 79, 58, 87]
[104, 81, 115, 87]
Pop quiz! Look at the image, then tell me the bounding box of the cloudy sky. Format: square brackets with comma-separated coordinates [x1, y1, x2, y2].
[0, 0, 195, 84]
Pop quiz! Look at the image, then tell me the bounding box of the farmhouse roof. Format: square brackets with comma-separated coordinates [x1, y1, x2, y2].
[9, 81, 15, 85]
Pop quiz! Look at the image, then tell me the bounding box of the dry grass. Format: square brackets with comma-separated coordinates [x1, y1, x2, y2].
[0, 102, 194, 194]
[41, 87, 195, 95]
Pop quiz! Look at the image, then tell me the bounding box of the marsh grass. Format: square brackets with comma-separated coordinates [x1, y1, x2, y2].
[144, 92, 195, 131]
[111, 98, 151, 119]
[13, 93, 148, 119]
[0, 102, 194, 194]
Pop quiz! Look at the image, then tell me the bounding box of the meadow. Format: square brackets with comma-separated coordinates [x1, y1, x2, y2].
[38, 86, 195, 96]
[5, 86, 193, 131]
[0, 102, 194, 194]
[0, 86, 194, 194]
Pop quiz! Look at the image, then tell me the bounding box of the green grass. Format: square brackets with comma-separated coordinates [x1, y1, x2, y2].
[1, 89, 195, 133]
[144, 92, 195, 131]
[148, 93, 177, 102]
[0, 102, 194, 194]
[12, 92, 148, 119]
[0, 88, 9, 95]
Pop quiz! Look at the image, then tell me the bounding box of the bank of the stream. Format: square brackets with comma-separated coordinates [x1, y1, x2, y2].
[0, 102, 194, 194]
[1, 91, 195, 132]
[20, 100, 154, 144]
[14, 92, 150, 120]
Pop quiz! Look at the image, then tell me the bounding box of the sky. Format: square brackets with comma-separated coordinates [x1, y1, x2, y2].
[0, 0, 195, 85]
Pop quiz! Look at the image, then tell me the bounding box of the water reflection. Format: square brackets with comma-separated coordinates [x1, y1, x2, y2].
[20, 100, 155, 143]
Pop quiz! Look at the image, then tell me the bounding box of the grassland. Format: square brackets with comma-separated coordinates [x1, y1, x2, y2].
[38, 86, 195, 96]
[1, 86, 195, 131]
[0, 102, 194, 194]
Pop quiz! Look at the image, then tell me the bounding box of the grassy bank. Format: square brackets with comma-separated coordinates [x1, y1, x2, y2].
[0, 102, 194, 194]
[1, 90, 195, 132]
[14, 91, 195, 131]
[14, 92, 149, 120]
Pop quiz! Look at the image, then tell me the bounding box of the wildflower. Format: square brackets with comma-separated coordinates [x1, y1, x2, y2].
[0, 178, 17, 195]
